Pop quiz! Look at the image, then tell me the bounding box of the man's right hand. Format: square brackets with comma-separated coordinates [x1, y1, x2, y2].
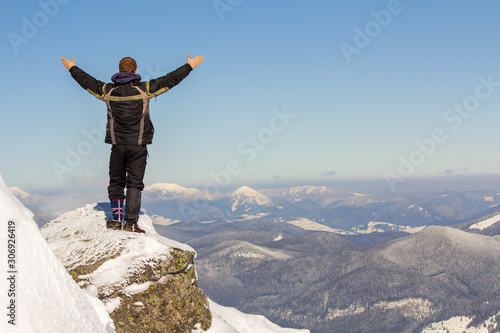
[61, 57, 75, 70]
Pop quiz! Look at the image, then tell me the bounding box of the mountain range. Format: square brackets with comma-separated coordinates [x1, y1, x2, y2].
[139, 183, 500, 332]
[10, 182, 500, 332]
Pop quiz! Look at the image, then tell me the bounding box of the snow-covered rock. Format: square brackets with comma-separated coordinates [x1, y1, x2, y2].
[40, 203, 212, 333]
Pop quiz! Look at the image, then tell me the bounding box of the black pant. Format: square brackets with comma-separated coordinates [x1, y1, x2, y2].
[108, 145, 148, 224]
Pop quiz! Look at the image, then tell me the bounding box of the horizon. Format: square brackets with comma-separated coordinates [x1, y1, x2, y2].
[2, 1, 500, 197]
[9, 171, 500, 196]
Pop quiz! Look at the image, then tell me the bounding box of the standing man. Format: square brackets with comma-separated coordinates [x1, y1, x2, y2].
[61, 54, 203, 233]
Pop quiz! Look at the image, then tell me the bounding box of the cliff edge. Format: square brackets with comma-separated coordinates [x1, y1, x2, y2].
[40, 203, 211, 333]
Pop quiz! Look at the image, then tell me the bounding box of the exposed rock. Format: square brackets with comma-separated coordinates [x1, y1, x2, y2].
[41, 203, 211, 333]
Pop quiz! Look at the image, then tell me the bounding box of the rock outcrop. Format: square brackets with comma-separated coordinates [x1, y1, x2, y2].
[41, 203, 211, 333]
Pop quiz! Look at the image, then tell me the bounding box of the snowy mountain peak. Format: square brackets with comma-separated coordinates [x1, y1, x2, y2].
[145, 182, 197, 194]
[231, 186, 272, 212]
[8, 186, 30, 199]
[144, 183, 213, 200]
[289, 185, 332, 195]
[232, 185, 261, 196]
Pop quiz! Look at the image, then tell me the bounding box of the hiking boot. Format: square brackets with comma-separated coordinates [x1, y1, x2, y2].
[123, 222, 146, 234]
[106, 219, 122, 230]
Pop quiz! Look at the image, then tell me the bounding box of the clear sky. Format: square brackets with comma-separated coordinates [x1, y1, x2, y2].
[2, 0, 500, 195]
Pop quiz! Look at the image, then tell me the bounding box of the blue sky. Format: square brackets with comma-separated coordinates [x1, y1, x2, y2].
[2, 0, 500, 195]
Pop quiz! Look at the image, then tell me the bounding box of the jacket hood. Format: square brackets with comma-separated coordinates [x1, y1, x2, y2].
[111, 72, 142, 84]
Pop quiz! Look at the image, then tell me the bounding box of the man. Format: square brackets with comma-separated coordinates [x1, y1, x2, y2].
[61, 54, 203, 233]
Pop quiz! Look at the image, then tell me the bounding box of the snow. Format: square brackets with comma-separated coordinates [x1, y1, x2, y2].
[104, 297, 121, 313]
[0, 170, 114, 333]
[422, 312, 500, 332]
[226, 242, 293, 260]
[234, 212, 270, 221]
[327, 303, 365, 319]
[352, 221, 426, 234]
[287, 218, 354, 235]
[196, 299, 309, 333]
[327, 298, 433, 322]
[150, 214, 182, 226]
[122, 281, 154, 295]
[273, 234, 284, 241]
[287, 185, 331, 196]
[468, 213, 500, 230]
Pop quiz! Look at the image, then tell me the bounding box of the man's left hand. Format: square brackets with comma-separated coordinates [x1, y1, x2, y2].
[61, 57, 75, 70]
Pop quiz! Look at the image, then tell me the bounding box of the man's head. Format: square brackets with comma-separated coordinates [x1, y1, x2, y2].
[119, 57, 137, 73]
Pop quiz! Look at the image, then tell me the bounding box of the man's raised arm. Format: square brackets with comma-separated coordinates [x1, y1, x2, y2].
[60, 57, 107, 100]
[146, 54, 204, 97]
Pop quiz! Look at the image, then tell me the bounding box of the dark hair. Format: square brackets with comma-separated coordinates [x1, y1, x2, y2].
[119, 57, 137, 73]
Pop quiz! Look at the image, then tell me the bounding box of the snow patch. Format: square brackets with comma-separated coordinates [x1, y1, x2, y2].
[273, 234, 284, 242]
[151, 215, 182, 226]
[327, 304, 365, 319]
[287, 218, 354, 235]
[422, 311, 500, 332]
[122, 281, 153, 296]
[104, 297, 122, 314]
[327, 298, 433, 322]
[469, 214, 500, 230]
[196, 299, 310, 333]
[352, 221, 426, 234]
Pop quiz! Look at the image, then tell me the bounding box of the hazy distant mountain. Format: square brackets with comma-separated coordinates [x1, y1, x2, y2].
[140, 184, 500, 239]
[9, 186, 56, 227]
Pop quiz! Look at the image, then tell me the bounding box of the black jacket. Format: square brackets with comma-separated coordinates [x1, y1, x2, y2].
[69, 64, 192, 145]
